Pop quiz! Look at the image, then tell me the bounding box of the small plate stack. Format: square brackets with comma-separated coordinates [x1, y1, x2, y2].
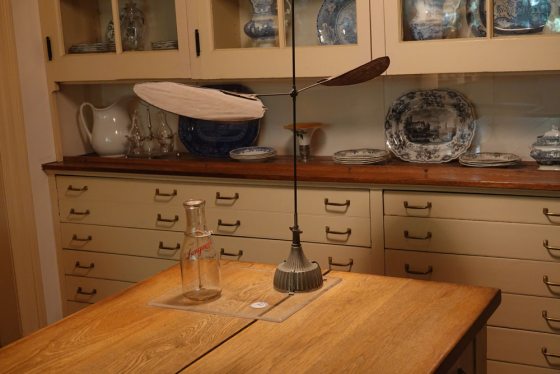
[333, 148, 391, 164]
[229, 146, 276, 162]
[68, 42, 116, 54]
[151, 40, 179, 50]
[458, 152, 521, 167]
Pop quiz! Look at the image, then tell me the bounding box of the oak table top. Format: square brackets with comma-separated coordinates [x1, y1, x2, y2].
[0, 262, 500, 374]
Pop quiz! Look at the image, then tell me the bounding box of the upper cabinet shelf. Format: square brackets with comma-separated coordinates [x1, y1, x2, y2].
[385, 0, 560, 74]
[38, 0, 191, 82]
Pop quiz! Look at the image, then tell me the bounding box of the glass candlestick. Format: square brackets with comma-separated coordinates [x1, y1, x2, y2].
[284, 123, 323, 162]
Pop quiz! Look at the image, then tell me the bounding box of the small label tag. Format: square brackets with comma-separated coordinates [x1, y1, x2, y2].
[250, 301, 269, 309]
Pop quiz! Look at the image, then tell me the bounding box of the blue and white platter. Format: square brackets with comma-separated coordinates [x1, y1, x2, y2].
[385, 89, 477, 163]
[317, 0, 357, 45]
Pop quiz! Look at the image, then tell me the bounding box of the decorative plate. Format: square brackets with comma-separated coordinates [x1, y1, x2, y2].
[404, 0, 462, 40]
[459, 152, 520, 164]
[317, 0, 357, 45]
[385, 89, 477, 163]
[177, 84, 260, 158]
[467, 0, 551, 37]
[229, 146, 276, 162]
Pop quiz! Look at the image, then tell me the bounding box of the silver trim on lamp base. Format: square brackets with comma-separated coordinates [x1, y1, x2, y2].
[273, 242, 323, 293]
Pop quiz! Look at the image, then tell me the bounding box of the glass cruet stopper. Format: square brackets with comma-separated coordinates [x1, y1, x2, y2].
[180, 199, 221, 302]
[126, 109, 143, 157]
[156, 111, 174, 154]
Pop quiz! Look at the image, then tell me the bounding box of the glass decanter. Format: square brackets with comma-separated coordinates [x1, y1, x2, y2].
[126, 109, 143, 157]
[156, 111, 174, 154]
[120, 1, 145, 51]
[181, 199, 222, 302]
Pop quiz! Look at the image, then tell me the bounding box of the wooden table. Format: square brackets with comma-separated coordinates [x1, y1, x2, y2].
[0, 262, 500, 373]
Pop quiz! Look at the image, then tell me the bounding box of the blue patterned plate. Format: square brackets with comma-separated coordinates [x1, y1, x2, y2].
[385, 89, 477, 163]
[317, 0, 357, 45]
[177, 84, 260, 158]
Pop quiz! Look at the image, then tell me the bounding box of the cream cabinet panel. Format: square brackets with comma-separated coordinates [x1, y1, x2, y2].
[489, 293, 560, 334]
[188, 0, 374, 79]
[488, 360, 560, 374]
[65, 301, 90, 315]
[61, 223, 182, 260]
[384, 216, 560, 261]
[488, 326, 560, 369]
[385, 249, 560, 298]
[64, 275, 133, 304]
[62, 249, 177, 282]
[384, 191, 560, 224]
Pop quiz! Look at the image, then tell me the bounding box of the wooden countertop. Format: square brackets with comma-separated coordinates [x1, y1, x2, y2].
[43, 154, 560, 192]
[0, 262, 500, 373]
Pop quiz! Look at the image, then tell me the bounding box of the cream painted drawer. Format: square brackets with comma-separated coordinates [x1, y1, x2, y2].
[64, 275, 133, 304]
[57, 176, 370, 217]
[385, 250, 560, 297]
[487, 360, 560, 374]
[384, 191, 560, 225]
[488, 326, 560, 369]
[65, 301, 90, 315]
[214, 236, 376, 274]
[62, 249, 177, 282]
[384, 216, 560, 261]
[61, 223, 182, 259]
[489, 293, 560, 334]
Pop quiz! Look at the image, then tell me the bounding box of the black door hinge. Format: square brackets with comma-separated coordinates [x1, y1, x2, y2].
[195, 29, 201, 57]
[46, 36, 53, 61]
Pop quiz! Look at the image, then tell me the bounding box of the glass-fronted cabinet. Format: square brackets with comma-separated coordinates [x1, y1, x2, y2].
[188, 0, 377, 79]
[385, 0, 560, 74]
[38, 0, 190, 83]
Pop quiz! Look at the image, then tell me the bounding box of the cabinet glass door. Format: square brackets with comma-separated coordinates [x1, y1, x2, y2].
[191, 0, 371, 79]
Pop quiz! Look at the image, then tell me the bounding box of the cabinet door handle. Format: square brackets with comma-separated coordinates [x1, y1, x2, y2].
[155, 188, 177, 197]
[69, 208, 90, 216]
[67, 185, 88, 192]
[404, 230, 432, 240]
[74, 261, 95, 270]
[218, 219, 241, 227]
[158, 241, 180, 251]
[324, 198, 350, 207]
[76, 287, 97, 296]
[543, 275, 560, 288]
[542, 311, 560, 324]
[216, 192, 239, 201]
[542, 347, 560, 360]
[328, 257, 354, 272]
[325, 226, 352, 236]
[543, 208, 560, 218]
[156, 214, 179, 223]
[405, 264, 433, 275]
[71, 234, 92, 242]
[543, 240, 560, 253]
[220, 248, 244, 260]
[404, 201, 432, 210]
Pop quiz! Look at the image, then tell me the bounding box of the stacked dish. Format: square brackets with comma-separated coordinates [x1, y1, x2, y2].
[151, 40, 178, 50]
[458, 152, 521, 167]
[333, 149, 391, 164]
[229, 146, 276, 162]
[68, 42, 115, 54]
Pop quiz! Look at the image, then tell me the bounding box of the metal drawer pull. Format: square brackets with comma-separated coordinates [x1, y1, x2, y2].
[543, 208, 560, 217]
[220, 248, 244, 260]
[218, 219, 241, 227]
[69, 208, 90, 216]
[325, 227, 352, 236]
[216, 192, 239, 201]
[67, 185, 88, 192]
[405, 264, 433, 275]
[542, 311, 560, 324]
[328, 257, 354, 271]
[543, 240, 560, 252]
[74, 261, 94, 270]
[542, 347, 560, 360]
[403, 201, 432, 210]
[76, 287, 97, 296]
[155, 188, 177, 197]
[404, 231, 432, 240]
[324, 198, 350, 207]
[71, 234, 92, 242]
[158, 241, 180, 251]
[156, 214, 179, 223]
[543, 275, 560, 288]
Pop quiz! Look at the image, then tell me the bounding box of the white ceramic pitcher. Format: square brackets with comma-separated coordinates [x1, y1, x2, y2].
[79, 101, 130, 157]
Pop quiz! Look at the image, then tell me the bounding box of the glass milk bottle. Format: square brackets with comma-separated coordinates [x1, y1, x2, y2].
[181, 199, 221, 301]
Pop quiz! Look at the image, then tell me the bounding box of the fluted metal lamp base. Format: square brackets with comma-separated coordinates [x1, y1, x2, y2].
[273, 241, 324, 293]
